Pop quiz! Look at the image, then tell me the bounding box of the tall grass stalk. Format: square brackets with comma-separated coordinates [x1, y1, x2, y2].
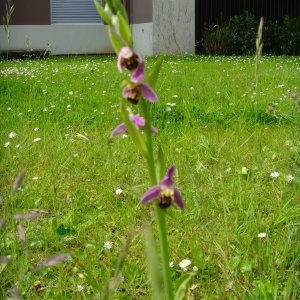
[2, 0, 14, 60]
[254, 18, 264, 102]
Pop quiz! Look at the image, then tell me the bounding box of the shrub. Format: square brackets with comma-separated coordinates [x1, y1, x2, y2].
[201, 23, 230, 55]
[228, 11, 257, 55]
[283, 15, 300, 55]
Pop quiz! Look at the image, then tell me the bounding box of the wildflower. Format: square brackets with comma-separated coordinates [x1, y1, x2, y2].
[192, 266, 199, 272]
[111, 114, 158, 137]
[33, 138, 41, 143]
[117, 46, 143, 73]
[141, 165, 184, 210]
[34, 127, 40, 132]
[122, 81, 157, 105]
[270, 171, 280, 179]
[169, 261, 174, 268]
[115, 188, 123, 195]
[104, 241, 113, 249]
[8, 132, 16, 138]
[257, 232, 267, 238]
[122, 64, 157, 104]
[179, 259, 191, 271]
[4, 142, 10, 148]
[287, 174, 295, 183]
[77, 285, 84, 292]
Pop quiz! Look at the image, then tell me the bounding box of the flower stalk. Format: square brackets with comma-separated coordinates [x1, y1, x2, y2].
[94, 1, 185, 298]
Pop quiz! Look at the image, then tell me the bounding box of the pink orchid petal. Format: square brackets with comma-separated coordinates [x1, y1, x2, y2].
[130, 115, 145, 127]
[173, 189, 184, 210]
[161, 165, 175, 186]
[131, 63, 145, 82]
[122, 86, 130, 98]
[117, 47, 133, 73]
[111, 123, 127, 137]
[140, 83, 157, 102]
[141, 185, 161, 205]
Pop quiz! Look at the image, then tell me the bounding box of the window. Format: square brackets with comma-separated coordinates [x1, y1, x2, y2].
[51, 0, 103, 23]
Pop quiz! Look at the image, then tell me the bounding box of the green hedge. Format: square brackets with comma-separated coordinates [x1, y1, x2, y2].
[201, 12, 300, 55]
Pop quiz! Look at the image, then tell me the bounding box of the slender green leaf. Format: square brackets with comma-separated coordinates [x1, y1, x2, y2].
[117, 12, 133, 47]
[145, 55, 164, 88]
[144, 224, 164, 300]
[174, 273, 194, 300]
[104, 0, 113, 10]
[112, 0, 129, 22]
[108, 26, 123, 54]
[94, 0, 112, 25]
[156, 144, 166, 181]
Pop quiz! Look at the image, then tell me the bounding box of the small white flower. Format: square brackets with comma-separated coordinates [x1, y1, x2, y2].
[121, 134, 128, 139]
[34, 127, 40, 132]
[287, 174, 295, 183]
[169, 261, 174, 268]
[115, 188, 123, 195]
[8, 132, 16, 138]
[104, 241, 113, 249]
[69, 91, 74, 95]
[216, 91, 221, 94]
[43, 107, 48, 112]
[270, 171, 280, 179]
[32, 177, 39, 181]
[15, 144, 21, 148]
[78, 273, 85, 279]
[179, 259, 191, 271]
[7, 107, 11, 111]
[33, 137, 41, 143]
[76, 285, 84, 292]
[4, 141, 10, 148]
[172, 95, 178, 98]
[166, 102, 176, 107]
[258, 232, 267, 238]
[192, 266, 198, 272]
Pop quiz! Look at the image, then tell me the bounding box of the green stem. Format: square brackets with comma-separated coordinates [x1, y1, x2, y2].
[141, 99, 174, 300]
[154, 205, 174, 300]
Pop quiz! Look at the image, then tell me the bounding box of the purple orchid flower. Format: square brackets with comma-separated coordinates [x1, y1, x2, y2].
[141, 165, 184, 210]
[117, 46, 143, 74]
[122, 64, 157, 104]
[111, 114, 158, 137]
[122, 81, 157, 104]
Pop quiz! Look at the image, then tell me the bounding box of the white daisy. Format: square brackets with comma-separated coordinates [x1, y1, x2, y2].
[115, 188, 123, 195]
[104, 241, 113, 249]
[179, 259, 191, 271]
[270, 171, 280, 179]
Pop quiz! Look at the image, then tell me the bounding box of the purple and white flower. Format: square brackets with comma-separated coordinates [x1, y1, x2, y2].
[141, 165, 184, 210]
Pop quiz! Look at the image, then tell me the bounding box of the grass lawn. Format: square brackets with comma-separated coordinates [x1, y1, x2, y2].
[0, 54, 299, 299]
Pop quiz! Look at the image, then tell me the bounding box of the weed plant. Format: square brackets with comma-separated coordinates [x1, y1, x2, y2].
[0, 55, 299, 298]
